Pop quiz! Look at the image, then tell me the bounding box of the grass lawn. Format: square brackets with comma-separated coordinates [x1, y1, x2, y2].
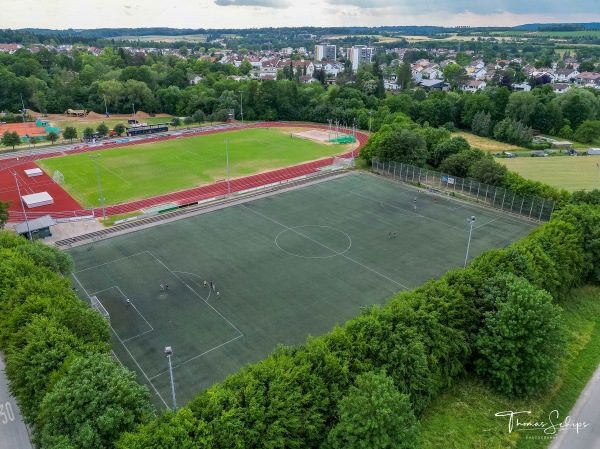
[38, 127, 351, 206]
[499, 156, 600, 191]
[420, 285, 600, 449]
[452, 131, 526, 153]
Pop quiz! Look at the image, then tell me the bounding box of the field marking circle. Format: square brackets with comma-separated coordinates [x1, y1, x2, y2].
[275, 225, 352, 259]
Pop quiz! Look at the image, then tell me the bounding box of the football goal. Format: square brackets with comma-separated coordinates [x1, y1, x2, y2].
[52, 170, 65, 185]
[90, 295, 110, 325]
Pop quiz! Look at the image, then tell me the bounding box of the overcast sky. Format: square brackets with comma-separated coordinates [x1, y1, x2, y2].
[3, 0, 600, 30]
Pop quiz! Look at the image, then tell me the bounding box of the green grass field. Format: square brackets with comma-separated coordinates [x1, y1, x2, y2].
[500, 155, 600, 191]
[38, 128, 350, 206]
[68, 173, 536, 409]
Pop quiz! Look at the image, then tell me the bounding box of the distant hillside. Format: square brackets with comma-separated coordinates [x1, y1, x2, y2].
[515, 22, 600, 31]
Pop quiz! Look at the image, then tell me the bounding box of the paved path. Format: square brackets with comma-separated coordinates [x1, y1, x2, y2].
[548, 362, 600, 449]
[0, 356, 33, 449]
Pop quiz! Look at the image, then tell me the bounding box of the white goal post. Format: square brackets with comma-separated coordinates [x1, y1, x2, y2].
[332, 156, 355, 168]
[52, 170, 65, 185]
[90, 295, 110, 325]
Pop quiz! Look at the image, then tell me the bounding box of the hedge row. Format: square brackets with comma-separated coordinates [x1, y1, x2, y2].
[115, 203, 600, 448]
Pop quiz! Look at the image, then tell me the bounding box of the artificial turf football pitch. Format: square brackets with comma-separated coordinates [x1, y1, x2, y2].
[38, 127, 349, 207]
[68, 172, 537, 409]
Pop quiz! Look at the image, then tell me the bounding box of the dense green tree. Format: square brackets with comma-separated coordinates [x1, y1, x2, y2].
[471, 110, 493, 137]
[442, 63, 468, 90]
[82, 127, 95, 139]
[438, 148, 486, 177]
[5, 316, 104, 423]
[323, 371, 420, 449]
[505, 91, 538, 127]
[469, 157, 508, 186]
[46, 131, 59, 144]
[428, 136, 471, 167]
[375, 128, 428, 166]
[113, 123, 126, 136]
[462, 93, 493, 128]
[37, 353, 153, 449]
[574, 120, 600, 143]
[396, 63, 413, 91]
[0, 200, 9, 229]
[2, 130, 21, 149]
[474, 274, 567, 397]
[63, 126, 77, 142]
[96, 123, 109, 137]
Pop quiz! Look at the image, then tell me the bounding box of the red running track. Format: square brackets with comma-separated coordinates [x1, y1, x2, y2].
[1, 122, 368, 221]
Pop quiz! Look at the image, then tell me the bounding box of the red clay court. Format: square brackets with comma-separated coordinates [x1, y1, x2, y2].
[1, 123, 367, 222]
[0, 121, 52, 139]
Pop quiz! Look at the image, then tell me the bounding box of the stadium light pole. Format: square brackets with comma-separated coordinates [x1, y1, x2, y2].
[238, 90, 244, 125]
[13, 172, 32, 240]
[464, 216, 476, 269]
[593, 162, 600, 190]
[20, 94, 32, 155]
[164, 346, 177, 413]
[89, 154, 106, 220]
[224, 139, 231, 197]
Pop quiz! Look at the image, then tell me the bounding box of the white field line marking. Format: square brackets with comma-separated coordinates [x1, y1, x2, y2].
[73, 251, 150, 273]
[241, 204, 410, 290]
[96, 160, 131, 184]
[114, 286, 154, 330]
[110, 325, 169, 408]
[148, 334, 244, 381]
[122, 328, 155, 343]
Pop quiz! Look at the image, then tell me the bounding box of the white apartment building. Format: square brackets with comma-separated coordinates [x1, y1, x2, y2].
[349, 45, 374, 72]
[315, 44, 337, 61]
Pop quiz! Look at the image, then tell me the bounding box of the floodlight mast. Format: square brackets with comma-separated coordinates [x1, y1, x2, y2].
[89, 154, 106, 220]
[13, 172, 32, 240]
[464, 216, 476, 269]
[20, 94, 32, 155]
[224, 139, 231, 197]
[165, 346, 177, 412]
[238, 90, 244, 125]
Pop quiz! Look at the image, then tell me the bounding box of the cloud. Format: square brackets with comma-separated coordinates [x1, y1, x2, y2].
[214, 0, 292, 8]
[323, 0, 600, 15]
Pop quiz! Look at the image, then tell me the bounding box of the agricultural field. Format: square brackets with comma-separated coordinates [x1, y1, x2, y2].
[500, 155, 600, 191]
[451, 131, 526, 153]
[38, 127, 352, 206]
[116, 34, 208, 43]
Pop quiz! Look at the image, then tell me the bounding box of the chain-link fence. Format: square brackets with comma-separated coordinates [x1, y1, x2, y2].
[372, 158, 554, 222]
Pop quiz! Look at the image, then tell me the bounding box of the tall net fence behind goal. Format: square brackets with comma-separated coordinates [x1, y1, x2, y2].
[90, 295, 110, 325]
[52, 170, 65, 185]
[332, 156, 355, 168]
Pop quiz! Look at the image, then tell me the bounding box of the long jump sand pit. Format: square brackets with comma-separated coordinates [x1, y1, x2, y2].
[291, 129, 331, 142]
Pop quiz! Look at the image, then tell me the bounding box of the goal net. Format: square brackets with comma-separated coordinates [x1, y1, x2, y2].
[332, 156, 355, 168]
[52, 170, 65, 185]
[90, 295, 110, 325]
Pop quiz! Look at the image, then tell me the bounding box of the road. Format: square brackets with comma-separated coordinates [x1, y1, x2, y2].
[0, 356, 33, 449]
[548, 362, 600, 449]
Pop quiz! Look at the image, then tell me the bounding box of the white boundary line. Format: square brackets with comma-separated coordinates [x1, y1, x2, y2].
[148, 334, 244, 381]
[241, 204, 411, 290]
[73, 251, 150, 273]
[89, 285, 154, 332]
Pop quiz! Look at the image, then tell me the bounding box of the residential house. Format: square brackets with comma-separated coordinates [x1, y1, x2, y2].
[550, 83, 571, 94]
[554, 69, 579, 82]
[512, 83, 532, 92]
[575, 72, 600, 87]
[0, 44, 23, 53]
[462, 80, 487, 92]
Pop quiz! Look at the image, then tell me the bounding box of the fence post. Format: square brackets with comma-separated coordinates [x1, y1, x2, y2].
[538, 198, 545, 221]
[492, 188, 497, 207]
[510, 194, 515, 213]
[519, 196, 525, 215]
[501, 190, 507, 210]
[529, 200, 534, 219]
[484, 185, 489, 203]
